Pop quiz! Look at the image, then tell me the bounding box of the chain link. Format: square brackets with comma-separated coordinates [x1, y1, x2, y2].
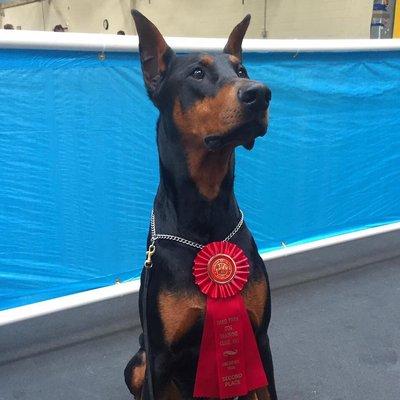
[224, 211, 244, 242]
[150, 210, 244, 250]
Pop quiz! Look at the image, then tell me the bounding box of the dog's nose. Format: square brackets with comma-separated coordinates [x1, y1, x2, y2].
[238, 83, 271, 111]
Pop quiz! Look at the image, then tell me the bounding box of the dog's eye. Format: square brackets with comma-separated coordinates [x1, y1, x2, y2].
[237, 67, 247, 78]
[191, 67, 205, 80]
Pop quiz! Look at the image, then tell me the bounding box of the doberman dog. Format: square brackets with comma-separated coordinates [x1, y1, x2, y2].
[124, 10, 277, 400]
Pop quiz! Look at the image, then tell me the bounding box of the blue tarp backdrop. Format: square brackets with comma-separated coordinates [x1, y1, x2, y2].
[0, 48, 399, 310]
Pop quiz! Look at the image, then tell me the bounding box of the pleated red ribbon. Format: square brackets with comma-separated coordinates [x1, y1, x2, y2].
[193, 241, 267, 399]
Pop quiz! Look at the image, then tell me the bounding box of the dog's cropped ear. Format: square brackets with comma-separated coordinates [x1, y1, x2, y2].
[223, 14, 251, 62]
[131, 10, 174, 99]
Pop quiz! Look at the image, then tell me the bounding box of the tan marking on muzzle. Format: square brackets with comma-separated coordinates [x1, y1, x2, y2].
[173, 84, 243, 199]
[173, 83, 243, 141]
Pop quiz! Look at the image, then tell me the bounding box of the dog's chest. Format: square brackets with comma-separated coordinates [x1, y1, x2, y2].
[157, 277, 267, 346]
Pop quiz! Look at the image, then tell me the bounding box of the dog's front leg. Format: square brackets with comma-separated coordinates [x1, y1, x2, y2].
[125, 345, 146, 398]
[238, 388, 271, 400]
[255, 332, 278, 400]
[125, 337, 180, 399]
[140, 349, 182, 400]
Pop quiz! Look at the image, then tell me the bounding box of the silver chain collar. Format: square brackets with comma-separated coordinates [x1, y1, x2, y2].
[150, 209, 244, 250]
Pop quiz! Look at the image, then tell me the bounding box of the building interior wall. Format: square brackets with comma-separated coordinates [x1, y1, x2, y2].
[1, 0, 373, 39]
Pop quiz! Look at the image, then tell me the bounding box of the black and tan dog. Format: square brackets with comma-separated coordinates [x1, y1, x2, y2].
[124, 10, 277, 400]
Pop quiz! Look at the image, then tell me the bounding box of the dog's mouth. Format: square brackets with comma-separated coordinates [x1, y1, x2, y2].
[204, 113, 268, 151]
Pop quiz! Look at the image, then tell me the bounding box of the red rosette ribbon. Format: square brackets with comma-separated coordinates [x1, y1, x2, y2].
[193, 241, 268, 399]
[193, 241, 249, 299]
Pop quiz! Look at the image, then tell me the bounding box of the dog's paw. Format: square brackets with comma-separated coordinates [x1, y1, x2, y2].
[124, 349, 146, 398]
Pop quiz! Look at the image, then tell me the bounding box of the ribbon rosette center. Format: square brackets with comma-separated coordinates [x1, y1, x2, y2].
[208, 254, 236, 284]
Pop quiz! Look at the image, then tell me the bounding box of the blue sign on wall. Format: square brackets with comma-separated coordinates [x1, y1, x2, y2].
[0, 48, 399, 310]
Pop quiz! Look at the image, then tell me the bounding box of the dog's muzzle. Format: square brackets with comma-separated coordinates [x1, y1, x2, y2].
[237, 82, 271, 113]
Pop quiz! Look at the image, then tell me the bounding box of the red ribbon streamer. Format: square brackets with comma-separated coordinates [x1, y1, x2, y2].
[193, 241, 268, 398]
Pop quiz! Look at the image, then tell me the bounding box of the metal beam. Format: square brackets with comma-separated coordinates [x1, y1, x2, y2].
[0, 0, 42, 10]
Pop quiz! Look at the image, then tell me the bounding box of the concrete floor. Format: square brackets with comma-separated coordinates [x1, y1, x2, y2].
[1, 257, 399, 400]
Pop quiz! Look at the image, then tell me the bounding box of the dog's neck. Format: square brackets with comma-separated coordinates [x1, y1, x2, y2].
[153, 116, 241, 244]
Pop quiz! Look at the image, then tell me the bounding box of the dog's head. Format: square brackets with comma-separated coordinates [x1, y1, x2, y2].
[132, 10, 270, 152]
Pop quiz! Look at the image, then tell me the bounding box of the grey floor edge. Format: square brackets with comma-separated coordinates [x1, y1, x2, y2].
[1, 257, 399, 400]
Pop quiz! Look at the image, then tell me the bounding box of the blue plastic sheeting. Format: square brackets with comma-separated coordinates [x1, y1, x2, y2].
[0, 49, 399, 310]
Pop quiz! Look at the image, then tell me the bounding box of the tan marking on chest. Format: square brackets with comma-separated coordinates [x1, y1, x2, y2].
[158, 291, 206, 345]
[185, 146, 233, 199]
[159, 278, 267, 346]
[243, 279, 268, 328]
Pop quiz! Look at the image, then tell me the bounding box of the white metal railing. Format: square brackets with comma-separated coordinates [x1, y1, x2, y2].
[1, 29, 400, 52]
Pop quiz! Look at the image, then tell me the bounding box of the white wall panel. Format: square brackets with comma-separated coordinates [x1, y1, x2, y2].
[2, 0, 373, 39]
